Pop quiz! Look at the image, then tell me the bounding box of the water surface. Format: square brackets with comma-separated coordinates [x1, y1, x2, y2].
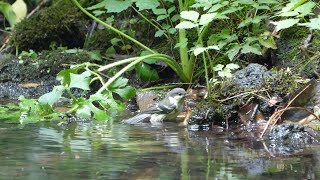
[1, 120, 320, 179]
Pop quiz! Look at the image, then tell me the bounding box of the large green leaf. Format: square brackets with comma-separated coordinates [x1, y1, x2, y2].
[70, 71, 92, 90]
[271, 19, 299, 32]
[38, 86, 65, 107]
[56, 64, 85, 86]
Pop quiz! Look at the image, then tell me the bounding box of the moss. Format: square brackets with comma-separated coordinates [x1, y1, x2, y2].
[10, 0, 87, 52]
[276, 27, 308, 64]
[84, 29, 118, 51]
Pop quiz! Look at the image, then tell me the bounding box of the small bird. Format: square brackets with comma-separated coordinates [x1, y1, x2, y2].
[124, 88, 187, 124]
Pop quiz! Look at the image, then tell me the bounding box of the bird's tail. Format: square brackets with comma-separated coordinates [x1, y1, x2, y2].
[123, 113, 151, 124]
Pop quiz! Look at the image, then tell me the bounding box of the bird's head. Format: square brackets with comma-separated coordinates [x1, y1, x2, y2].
[167, 88, 187, 104]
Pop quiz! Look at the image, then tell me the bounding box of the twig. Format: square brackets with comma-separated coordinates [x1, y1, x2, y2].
[259, 83, 312, 138]
[27, 0, 46, 18]
[216, 89, 268, 103]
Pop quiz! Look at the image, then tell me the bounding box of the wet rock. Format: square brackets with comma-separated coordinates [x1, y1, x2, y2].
[0, 50, 97, 99]
[267, 123, 320, 156]
[0, 82, 56, 99]
[232, 63, 270, 89]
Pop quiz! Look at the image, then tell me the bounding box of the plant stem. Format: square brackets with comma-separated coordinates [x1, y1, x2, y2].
[71, 0, 156, 54]
[96, 54, 188, 94]
[178, 0, 191, 81]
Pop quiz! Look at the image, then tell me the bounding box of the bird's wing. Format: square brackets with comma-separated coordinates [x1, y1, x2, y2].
[123, 113, 151, 124]
[143, 102, 176, 114]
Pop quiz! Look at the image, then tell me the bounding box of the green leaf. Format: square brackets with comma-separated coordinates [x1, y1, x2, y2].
[175, 21, 198, 29]
[167, 6, 175, 14]
[19, 96, 41, 112]
[109, 77, 128, 89]
[155, 29, 165, 37]
[135, 62, 159, 82]
[218, 68, 232, 78]
[38, 86, 65, 106]
[180, 11, 199, 22]
[105, 0, 132, 13]
[241, 44, 262, 55]
[112, 86, 136, 100]
[153, 8, 166, 15]
[295, 2, 315, 17]
[208, 3, 227, 13]
[226, 44, 241, 60]
[140, 50, 158, 64]
[157, 14, 168, 21]
[70, 71, 92, 90]
[193, 45, 219, 56]
[134, 0, 160, 11]
[174, 37, 188, 49]
[76, 104, 92, 118]
[106, 46, 116, 54]
[87, 1, 106, 10]
[57, 65, 85, 86]
[89, 50, 102, 61]
[271, 19, 299, 31]
[226, 63, 240, 70]
[299, 17, 320, 30]
[199, 13, 217, 25]
[213, 64, 224, 72]
[111, 37, 122, 45]
[0, 2, 17, 27]
[280, 0, 307, 13]
[259, 36, 277, 49]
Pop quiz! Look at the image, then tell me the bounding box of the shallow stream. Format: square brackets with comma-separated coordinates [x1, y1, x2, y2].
[1, 118, 320, 179]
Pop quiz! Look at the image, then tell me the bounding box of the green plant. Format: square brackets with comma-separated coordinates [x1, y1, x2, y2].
[0, 1, 17, 28]
[19, 61, 136, 123]
[210, 63, 240, 89]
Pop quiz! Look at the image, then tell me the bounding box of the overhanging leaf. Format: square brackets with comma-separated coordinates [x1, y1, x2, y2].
[70, 71, 92, 90]
[38, 85, 65, 106]
[271, 19, 299, 32]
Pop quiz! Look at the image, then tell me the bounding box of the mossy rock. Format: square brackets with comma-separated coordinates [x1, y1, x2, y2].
[275, 26, 320, 77]
[84, 29, 118, 51]
[10, 0, 87, 52]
